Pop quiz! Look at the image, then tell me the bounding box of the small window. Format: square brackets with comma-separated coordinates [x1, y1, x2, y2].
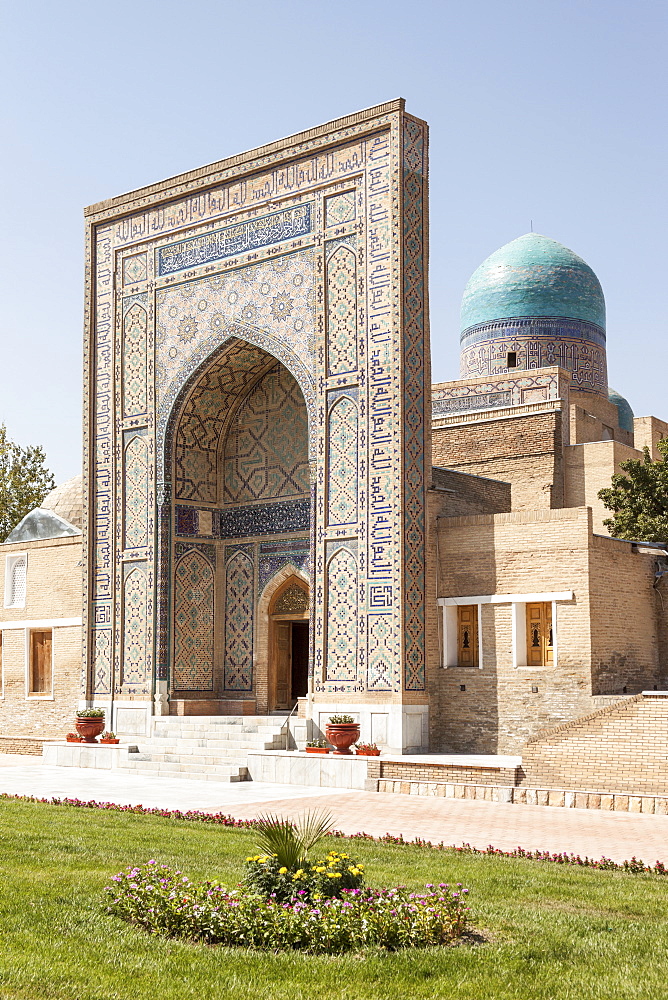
[526, 603, 553, 667]
[4, 555, 27, 609]
[457, 605, 479, 667]
[507, 351, 517, 368]
[29, 629, 52, 695]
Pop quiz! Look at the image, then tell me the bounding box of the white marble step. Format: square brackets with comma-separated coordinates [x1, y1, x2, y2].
[123, 757, 249, 780]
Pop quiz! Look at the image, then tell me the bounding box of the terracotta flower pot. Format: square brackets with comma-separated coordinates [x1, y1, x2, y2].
[100, 738, 120, 745]
[75, 718, 105, 743]
[356, 748, 381, 756]
[305, 747, 330, 754]
[325, 723, 360, 755]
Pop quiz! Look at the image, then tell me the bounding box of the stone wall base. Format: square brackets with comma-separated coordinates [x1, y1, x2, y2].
[373, 778, 668, 814]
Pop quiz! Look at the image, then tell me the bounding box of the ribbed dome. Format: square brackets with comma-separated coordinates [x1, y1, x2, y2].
[608, 388, 635, 434]
[42, 474, 83, 530]
[461, 233, 605, 333]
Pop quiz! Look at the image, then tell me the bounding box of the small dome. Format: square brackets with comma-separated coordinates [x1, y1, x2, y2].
[42, 474, 83, 530]
[461, 233, 605, 333]
[608, 388, 635, 433]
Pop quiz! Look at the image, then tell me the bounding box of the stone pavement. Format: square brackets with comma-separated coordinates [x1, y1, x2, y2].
[0, 755, 666, 864]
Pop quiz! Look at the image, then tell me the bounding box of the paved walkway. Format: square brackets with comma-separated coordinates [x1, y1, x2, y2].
[0, 755, 666, 864]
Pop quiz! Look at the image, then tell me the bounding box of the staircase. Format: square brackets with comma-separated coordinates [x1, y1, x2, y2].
[121, 716, 289, 782]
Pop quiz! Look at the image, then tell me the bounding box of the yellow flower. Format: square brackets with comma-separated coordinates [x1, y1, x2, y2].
[326, 872, 342, 878]
[341, 854, 349, 859]
[279, 867, 288, 874]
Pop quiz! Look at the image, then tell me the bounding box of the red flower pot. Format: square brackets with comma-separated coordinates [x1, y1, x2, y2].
[75, 718, 105, 743]
[356, 748, 381, 756]
[325, 723, 360, 755]
[99, 738, 120, 745]
[305, 747, 330, 754]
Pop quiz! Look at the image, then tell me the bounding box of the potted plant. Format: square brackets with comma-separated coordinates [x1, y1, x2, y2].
[65, 732, 83, 743]
[325, 715, 360, 755]
[74, 708, 105, 743]
[304, 739, 330, 754]
[355, 742, 381, 757]
[99, 731, 120, 745]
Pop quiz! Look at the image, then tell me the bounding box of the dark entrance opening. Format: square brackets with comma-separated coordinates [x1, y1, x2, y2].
[291, 621, 309, 700]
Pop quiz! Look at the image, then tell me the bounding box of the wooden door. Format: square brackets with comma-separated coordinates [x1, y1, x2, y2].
[273, 621, 291, 709]
[526, 603, 553, 667]
[30, 630, 52, 694]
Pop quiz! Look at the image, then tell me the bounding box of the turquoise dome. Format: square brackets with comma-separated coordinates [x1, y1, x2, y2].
[461, 234, 605, 333]
[608, 388, 635, 433]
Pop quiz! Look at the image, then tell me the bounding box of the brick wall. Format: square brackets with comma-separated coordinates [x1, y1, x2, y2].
[633, 415, 668, 459]
[432, 410, 564, 510]
[0, 535, 83, 739]
[564, 439, 641, 533]
[588, 535, 665, 694]
[521, 693, 668, 795]
[431, 467, 511, 516]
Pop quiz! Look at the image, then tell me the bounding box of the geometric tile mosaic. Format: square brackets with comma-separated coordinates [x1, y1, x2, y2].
[326, 396, 358, 525]
[325, 546, 358, 682]
[325, 191, 356, 228]
[173, 549, 215, 691]
[121, 567, 148, 689]
[122, 303, 148, 416]
[124, 435, 149, 549]
[223, 363, 309, 503]
[326, 245, 358, 375]
[224, 550, 254, 691]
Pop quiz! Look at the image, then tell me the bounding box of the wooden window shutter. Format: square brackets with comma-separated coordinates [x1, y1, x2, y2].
[526, 603, 553, 667]
[457, 605, 478, 667]
[30, 630, 52, 694]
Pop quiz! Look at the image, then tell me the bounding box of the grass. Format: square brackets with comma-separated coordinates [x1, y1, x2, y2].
[0, 798, 666, 999]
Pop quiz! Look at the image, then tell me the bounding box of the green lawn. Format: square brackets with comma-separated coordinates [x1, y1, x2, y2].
[0, 798, 665, 1000]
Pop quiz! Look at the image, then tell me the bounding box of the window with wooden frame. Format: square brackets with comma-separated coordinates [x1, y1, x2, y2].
[526, 602, 553, 667]
[457, 605, 479, 667]
[29, 629, 52, 696]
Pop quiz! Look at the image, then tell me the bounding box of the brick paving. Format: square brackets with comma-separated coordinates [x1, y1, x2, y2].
[0, 757, 666, 864]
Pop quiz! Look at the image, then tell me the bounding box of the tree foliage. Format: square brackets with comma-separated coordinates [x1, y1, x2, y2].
[598, 438, 668, 543]
[0, 424, 56, 542]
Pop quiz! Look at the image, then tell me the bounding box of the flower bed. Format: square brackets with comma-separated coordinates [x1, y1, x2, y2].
[244, 849, 365, 902]
[105, 861, 470, 952]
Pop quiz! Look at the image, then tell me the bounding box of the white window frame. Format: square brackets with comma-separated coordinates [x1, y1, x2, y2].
[439, 592, 572, 671]
[441, 602, 483, 668]
[4, 553, 28, 609]
[24, 627, 55, 700]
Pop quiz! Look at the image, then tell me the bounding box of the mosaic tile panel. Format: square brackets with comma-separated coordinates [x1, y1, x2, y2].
[258, 540, 309, 590]
[325, 191, 356, 228]
[124, 435, 149, 549]
[326, 245, 358, 375]
[224, 551, 254, 691]
[123, 252, 148, 285]
[158, 204, 312, 275]
[327, 396, 358, 525]
[121, 567, 148, 688]
[325, 547, 358, 682]
[122, 303, 148, 417]
[223, 363, 309, 503]
[219, 499, 310, 539]
[274, 582, 309, 613]
[173, 549, 214, 692]
[401, 117, 427, 692]
[92, 629, 112, 695]
[367, 613, 393, 690]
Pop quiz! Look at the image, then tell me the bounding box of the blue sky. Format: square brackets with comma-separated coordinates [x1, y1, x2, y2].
[1, 0, 665, 482]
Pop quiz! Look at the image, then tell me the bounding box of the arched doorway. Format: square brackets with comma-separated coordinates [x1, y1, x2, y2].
[268, 576, 309, 711]
[161, 337, 313, 714]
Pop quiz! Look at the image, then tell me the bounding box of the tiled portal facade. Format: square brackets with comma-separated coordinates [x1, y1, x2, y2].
[83, 101, 430, 751]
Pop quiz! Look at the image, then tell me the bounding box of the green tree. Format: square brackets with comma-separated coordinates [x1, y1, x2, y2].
[0, 424, 56, 542]
[598, 438, 668, 543]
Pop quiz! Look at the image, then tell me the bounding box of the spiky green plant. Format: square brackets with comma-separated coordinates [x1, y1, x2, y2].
[252, 810, 333, 869]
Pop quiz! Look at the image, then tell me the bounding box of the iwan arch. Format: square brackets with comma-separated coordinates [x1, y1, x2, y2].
[83, 101, 430, 752]
[81, 100, 668, 776]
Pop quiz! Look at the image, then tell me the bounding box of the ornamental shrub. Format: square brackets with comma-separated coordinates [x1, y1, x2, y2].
[244, 849, 365, 902]
[104, 862, 470, 952]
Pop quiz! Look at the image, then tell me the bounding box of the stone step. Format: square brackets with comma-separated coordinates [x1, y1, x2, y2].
[123, 757, 249, 779]
[149, 732, 284, 746]
[156, 716, 289, 728]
